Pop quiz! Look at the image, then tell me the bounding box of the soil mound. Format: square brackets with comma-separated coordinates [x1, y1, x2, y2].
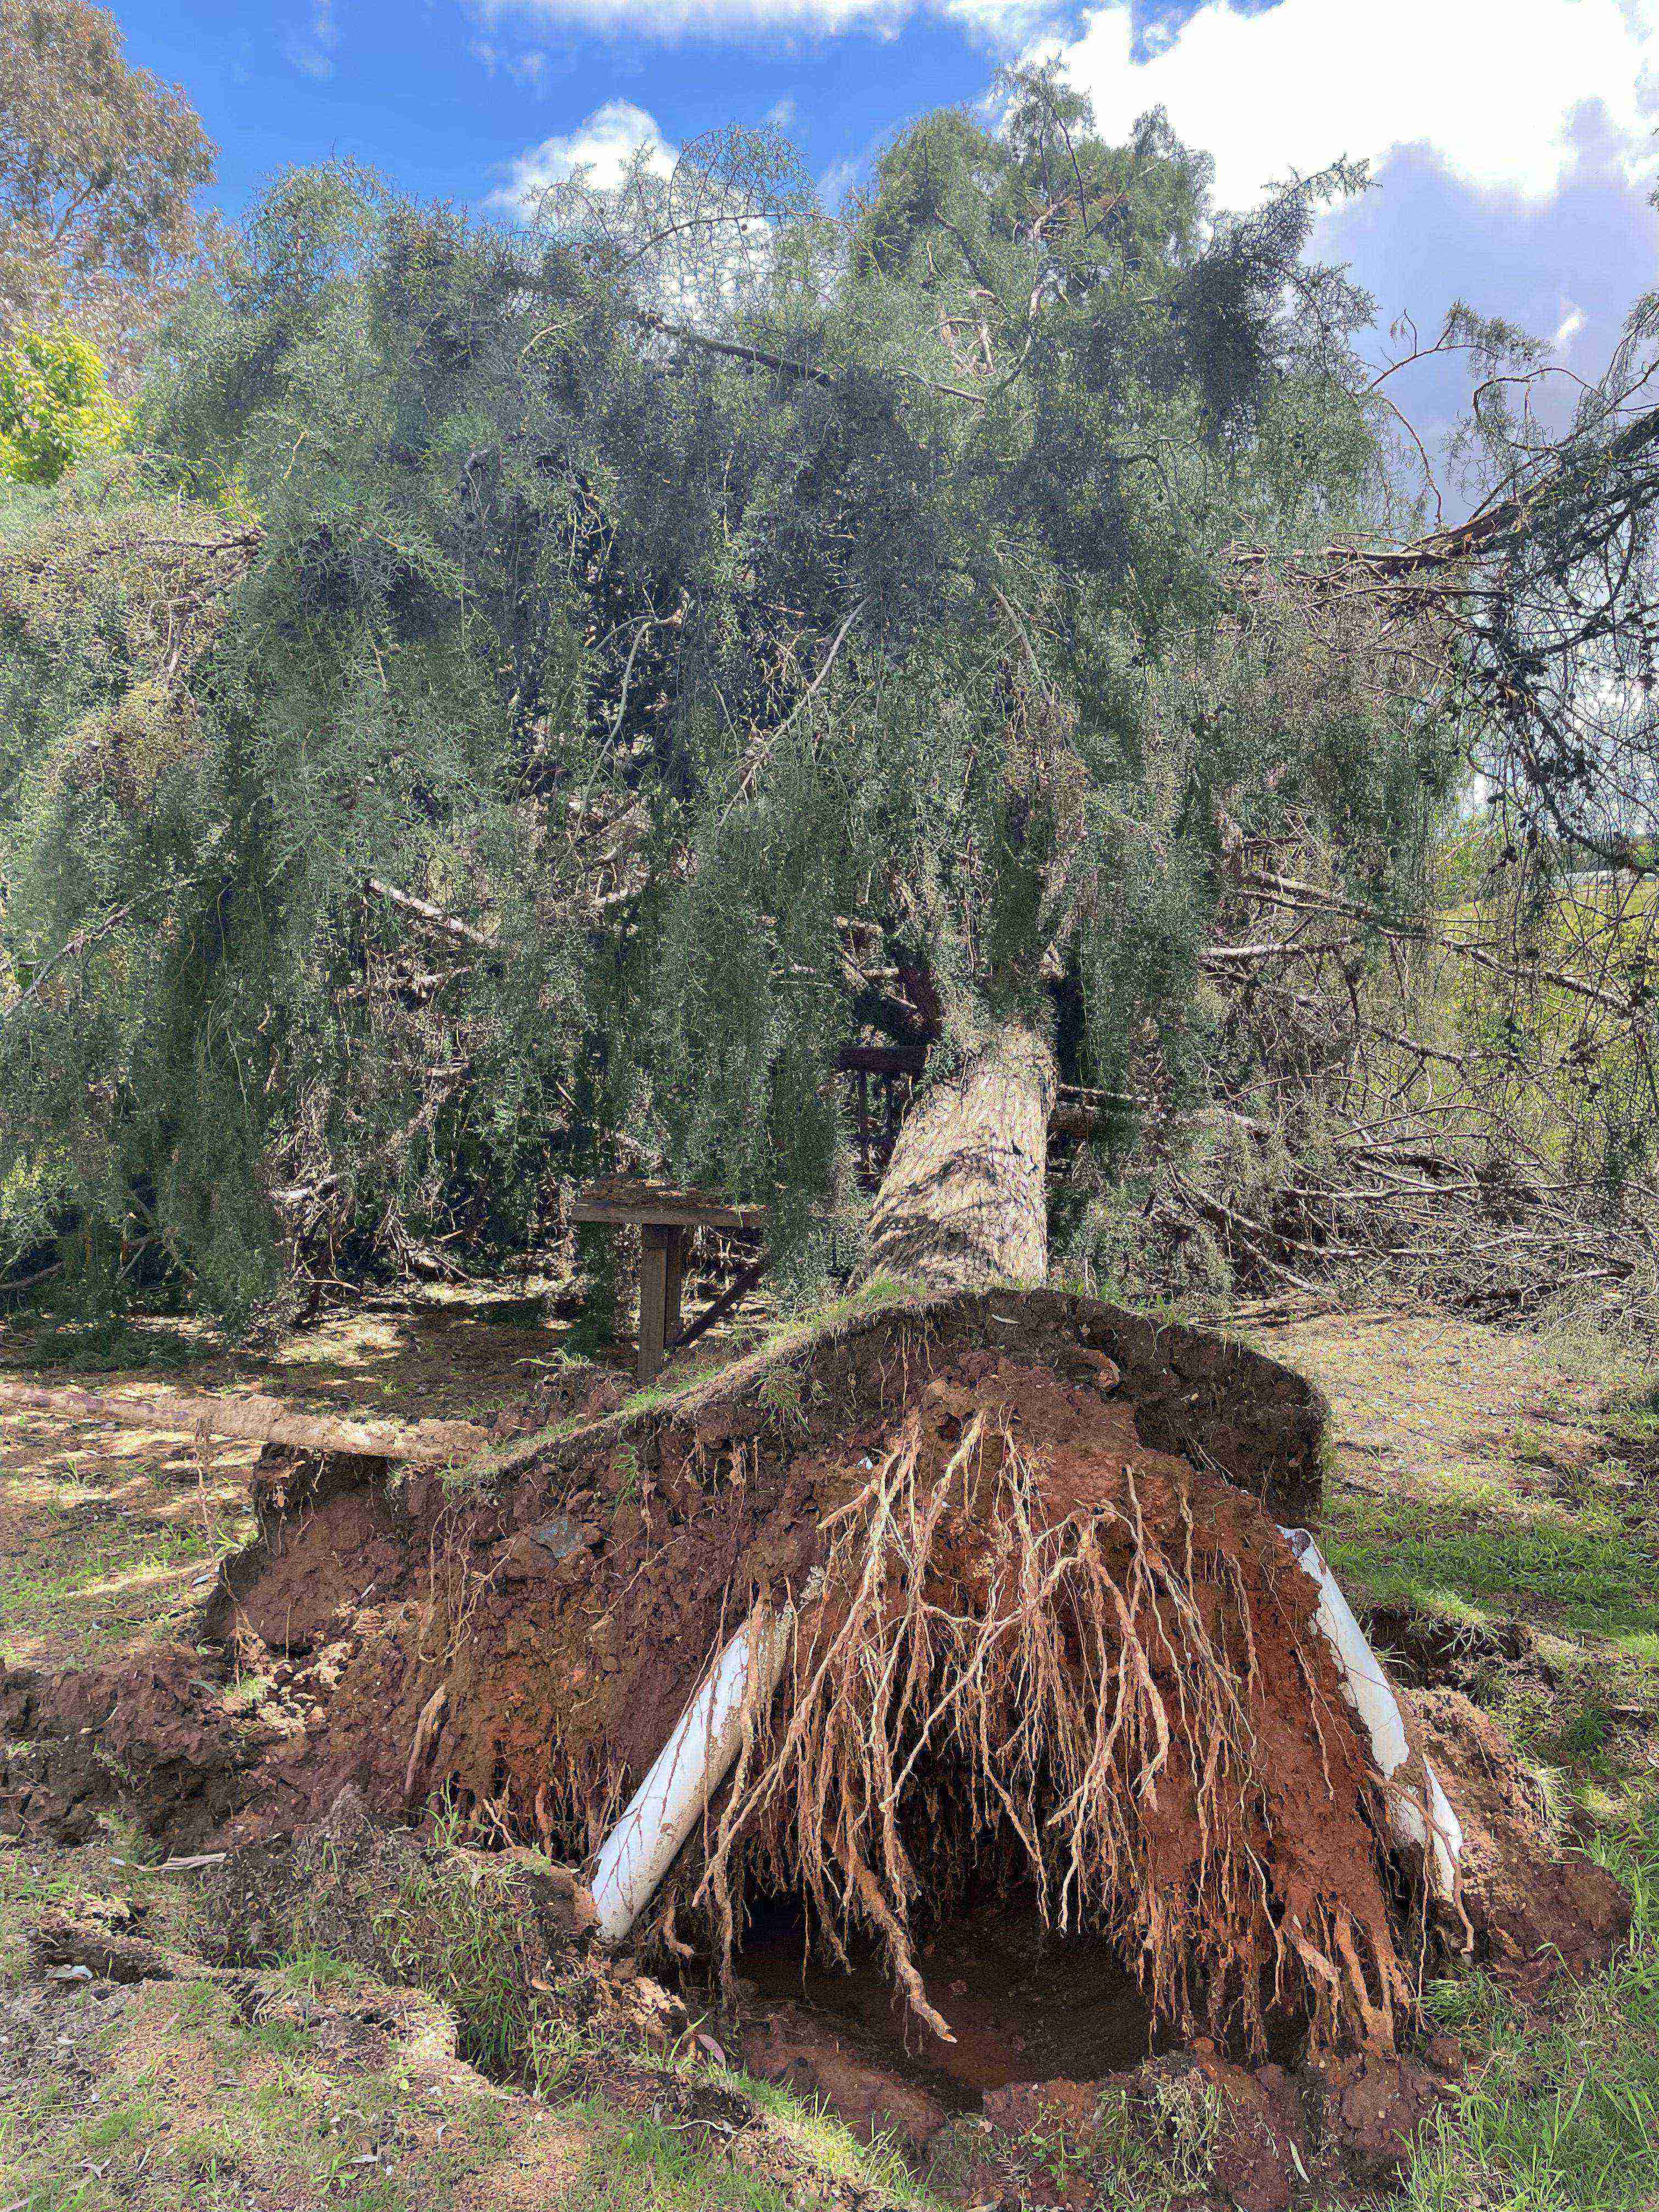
[1409, 1685, 1631, 1988]
[699, 1357, 1408, 2058]
[0, 1645, 260, 1847]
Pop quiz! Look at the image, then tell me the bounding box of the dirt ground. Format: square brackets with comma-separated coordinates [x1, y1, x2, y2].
[2, 1289, 1657, 2211]
[1255, 1302, 1610, 1522]
[0, 1290, 607, 1669]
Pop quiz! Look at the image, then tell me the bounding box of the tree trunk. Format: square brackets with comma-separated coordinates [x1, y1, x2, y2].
[864, 1024, 1057, 1290]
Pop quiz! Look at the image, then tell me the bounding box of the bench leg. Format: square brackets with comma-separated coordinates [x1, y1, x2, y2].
[663, 1227, 684, 1348]
[637, 1226, 686, 1384]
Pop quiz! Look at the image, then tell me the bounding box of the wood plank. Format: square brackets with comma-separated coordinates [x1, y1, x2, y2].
[662, 1224, 684, 1346]
[571, 1179, 763, 1232]
[837, 1042, 928, 1077]
[670, 1252, 770, 1355]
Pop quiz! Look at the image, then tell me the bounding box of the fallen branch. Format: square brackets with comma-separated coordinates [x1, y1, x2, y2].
[364, 877, 497, 953]
[1230, 399, 1659, 587]
[1231, 873, 1644, 1019]
[625, 307, 837, 388]
[0, 1378, 484, 1465]
[724, 597, 867, 819]
[0, 903, 133, 1033]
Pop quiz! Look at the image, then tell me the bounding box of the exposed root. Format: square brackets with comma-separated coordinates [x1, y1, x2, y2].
[403, 1685, 449, 1799]
[703, 1400, 1410, 2057]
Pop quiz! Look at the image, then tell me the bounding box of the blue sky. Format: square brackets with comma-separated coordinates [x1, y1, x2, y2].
[114, 0, 1659, 441]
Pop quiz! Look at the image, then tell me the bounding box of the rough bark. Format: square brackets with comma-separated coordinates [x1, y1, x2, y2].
[864, 1024, 1057, 1290]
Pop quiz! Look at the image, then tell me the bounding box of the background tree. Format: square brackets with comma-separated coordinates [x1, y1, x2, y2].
[0, 323, 127, 481]
[0, 0, 219, 390]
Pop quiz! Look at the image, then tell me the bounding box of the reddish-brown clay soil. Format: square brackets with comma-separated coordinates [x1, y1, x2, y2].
[1408, 1684, 1634, 1987]
[107, 1307, 1403, 2066]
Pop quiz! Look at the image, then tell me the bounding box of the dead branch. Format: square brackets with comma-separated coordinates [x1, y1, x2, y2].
[1, 902, 133, 1032]
[364, 877, 497, 953]
[0, 1378, 485, 1465]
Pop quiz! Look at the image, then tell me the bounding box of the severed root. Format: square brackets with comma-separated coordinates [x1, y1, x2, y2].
[0, 1377, 484, 1465]
[403, 1684, 450, 1798]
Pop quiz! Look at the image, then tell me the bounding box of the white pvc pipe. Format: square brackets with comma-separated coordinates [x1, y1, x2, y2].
[1281, 1527, 1462, 1903]
[589, 1602, 788, 1947]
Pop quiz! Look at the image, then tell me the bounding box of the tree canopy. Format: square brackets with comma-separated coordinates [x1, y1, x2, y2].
[0, 323, 127, 482]
[1, 70, 1650, 1323]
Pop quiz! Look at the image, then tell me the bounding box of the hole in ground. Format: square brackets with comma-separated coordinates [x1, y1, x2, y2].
[718, 1885, 1167, 2113]
[1364, 1601, 1542, 1690]
[703, 1876, 1327, 2132]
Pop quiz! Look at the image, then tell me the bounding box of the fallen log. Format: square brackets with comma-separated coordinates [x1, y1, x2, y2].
[0, 1378, 485, 1466]
[864, 1023, 1057, 1288]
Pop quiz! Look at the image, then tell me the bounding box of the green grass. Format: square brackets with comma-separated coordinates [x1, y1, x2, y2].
[1325, 1512, 1659, 1651]
[561, 2103, 804, 2212]
[278, 1943, 363, 1994]
[0, 1516, 220, 1662]
[1396, 1814, 1659, 2212]
[0, 1971, 507, 2211]
[1321, 1424, 1659, 1803]
[1308, 1349, 1659, 2209]
[0, 1519, 218, 1606]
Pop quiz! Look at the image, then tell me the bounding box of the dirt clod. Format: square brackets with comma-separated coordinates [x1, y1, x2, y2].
[0, 1645, 264, 1847]
[740, 2000, 950, 2148]
[1408, 1686, 1633, 1985]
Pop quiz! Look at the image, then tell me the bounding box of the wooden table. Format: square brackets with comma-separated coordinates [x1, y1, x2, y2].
[569, 1181, 765, 1383]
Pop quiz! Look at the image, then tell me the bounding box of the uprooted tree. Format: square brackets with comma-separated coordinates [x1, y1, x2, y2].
[0, 78, 1647, 2148]
[1, 68, 1655, 1315]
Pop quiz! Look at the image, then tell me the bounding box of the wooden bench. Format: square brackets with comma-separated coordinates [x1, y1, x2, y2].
[569, 1181, 766, 1383]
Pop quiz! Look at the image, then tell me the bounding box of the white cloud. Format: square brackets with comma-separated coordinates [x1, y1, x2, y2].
[284, 0, 340, 78]
[472, 38, 555, 86]
[474, 0, 1053, 45]
[488, 98, 677, 220]
[1554, 301, 1588, 352]
[1043, 0, 1659, 210]
[819, 153, 863, 205]
[766, 94, 799, 126]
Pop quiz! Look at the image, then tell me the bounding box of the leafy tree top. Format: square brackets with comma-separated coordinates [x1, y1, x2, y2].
[0, 324, 127, 482]
[0, 75, 1466, 1313]
[0, 0, 219, 386]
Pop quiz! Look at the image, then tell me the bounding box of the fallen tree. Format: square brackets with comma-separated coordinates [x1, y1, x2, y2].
[864, 1025, 1058, 1288]
[0, 77, 1494, 1319]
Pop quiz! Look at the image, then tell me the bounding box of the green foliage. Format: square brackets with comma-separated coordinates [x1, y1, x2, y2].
[1, 0, 221, 386]
[0, 324, 127, 482]
[0, 78, 1455, 1319]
